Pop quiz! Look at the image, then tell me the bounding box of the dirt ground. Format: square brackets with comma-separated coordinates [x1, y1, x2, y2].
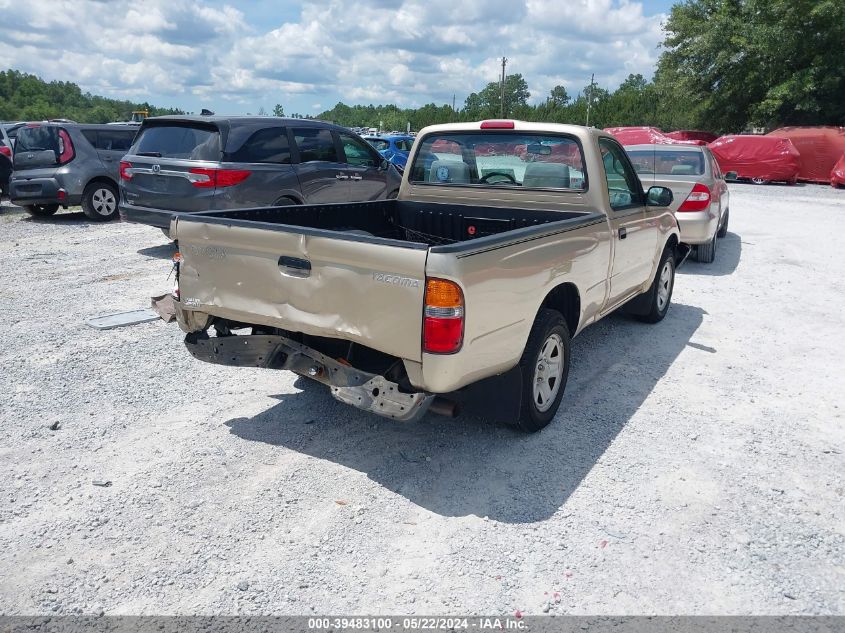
[0, 183, 842, 615]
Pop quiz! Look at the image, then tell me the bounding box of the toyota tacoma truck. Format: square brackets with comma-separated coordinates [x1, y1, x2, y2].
[152, 121, 685, 432]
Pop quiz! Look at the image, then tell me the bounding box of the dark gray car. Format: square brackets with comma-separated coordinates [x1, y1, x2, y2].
[10, 123, 137, 220]
[118, 116, 402, 231]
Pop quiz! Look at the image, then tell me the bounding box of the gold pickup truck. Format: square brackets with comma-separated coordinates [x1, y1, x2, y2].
[167, 121, 685, 432]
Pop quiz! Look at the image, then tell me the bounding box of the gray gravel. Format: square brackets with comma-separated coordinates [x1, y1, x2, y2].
[0, 185, 843, 615]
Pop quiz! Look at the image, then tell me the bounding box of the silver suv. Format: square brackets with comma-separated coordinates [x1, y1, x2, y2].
[10, 123, 137, 220]
[119, 116, 402, 231]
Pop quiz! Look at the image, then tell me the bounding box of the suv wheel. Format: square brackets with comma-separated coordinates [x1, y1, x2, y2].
[82, 182, 119, 221]
[25, 204, 59, 217]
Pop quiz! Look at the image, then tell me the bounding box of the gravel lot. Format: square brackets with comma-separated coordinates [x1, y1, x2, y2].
[0, 184, 843, 616]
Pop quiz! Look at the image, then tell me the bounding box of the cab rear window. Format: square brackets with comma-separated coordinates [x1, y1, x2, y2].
[131, 124, 220, 160]
[408, 132, 586, 190]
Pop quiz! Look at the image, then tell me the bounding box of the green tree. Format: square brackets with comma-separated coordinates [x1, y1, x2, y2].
[658, 0, 845, 130]
[549, 85, 570, 108]
[463, 73, 530, 119]
[0, 69, 183, 123]
[273, 104, 285, 117]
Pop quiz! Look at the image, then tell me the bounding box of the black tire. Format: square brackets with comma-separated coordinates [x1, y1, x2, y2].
[697, 235, 716, 263]
[272, 196, 298, 206]
[386, 189, 399, 199]
[636, 247, 675, 323]
[717, 209, 729, 238]
[25, 204, 59, 217]
[81, 182, 119, 221]
[512, 308, 571, 433]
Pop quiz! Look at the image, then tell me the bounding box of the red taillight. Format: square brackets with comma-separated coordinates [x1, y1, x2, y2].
[0, 145, 10, 158]
[423, 278, 464, 354]
[57, 128, 74, 164]
[677, 183, 711, 212]
[119, 160, 133, 181]
[188, 168, 251, 188]
[480, 120, 515, 129]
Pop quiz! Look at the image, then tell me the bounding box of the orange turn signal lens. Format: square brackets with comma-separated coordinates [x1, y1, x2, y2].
[425, 278, 463, 308]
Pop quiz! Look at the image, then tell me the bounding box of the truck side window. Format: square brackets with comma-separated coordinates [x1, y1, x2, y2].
[599, 138, 642, 210]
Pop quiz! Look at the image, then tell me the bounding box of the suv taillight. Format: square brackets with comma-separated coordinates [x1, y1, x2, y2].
[119, 161, 133, 181]
[423, 278, 464, 354]
[57, 128, 75, 165]
[188, 168, 251, 188]
[677, 183, 711, 212]
[0, 145, 10, 158]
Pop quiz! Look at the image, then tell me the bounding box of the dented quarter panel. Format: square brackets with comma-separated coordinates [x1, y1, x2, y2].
[174, 218, 428, 361]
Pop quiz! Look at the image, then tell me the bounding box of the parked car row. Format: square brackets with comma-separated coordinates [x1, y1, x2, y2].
[363, 134, 415, 168]
[2, 117, 402, 224]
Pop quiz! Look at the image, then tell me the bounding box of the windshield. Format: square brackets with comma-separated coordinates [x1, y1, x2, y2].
[408, 132, 585, 190]
[131, 124, 220, 160]
[627, 149, 705, 176]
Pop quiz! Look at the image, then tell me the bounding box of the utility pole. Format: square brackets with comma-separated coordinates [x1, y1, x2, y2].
[452, 93, 456, 121]
[585, 73, 595, 127]
[500, 56, 508, 118]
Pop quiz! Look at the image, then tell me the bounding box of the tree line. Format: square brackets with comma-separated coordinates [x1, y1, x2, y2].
[0, 70, 183, 123]
[317, 0, 844, 133]
[2, 0, 841, 133]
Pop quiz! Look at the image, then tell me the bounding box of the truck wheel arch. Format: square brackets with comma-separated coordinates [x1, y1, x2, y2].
[539, 282, 581, 338]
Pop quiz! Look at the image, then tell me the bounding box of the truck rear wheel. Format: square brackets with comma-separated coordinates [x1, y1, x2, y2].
[512, 308, 571, 433]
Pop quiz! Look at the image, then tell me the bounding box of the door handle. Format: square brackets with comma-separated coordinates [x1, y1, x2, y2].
[618, 227, 627, 239]
[335, 173, 349, 180]
[278, 256, 311, 278]
[349, 175, 363, 181]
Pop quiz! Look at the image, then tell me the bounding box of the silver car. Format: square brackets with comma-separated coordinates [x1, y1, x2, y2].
[625, 144, 731, 263]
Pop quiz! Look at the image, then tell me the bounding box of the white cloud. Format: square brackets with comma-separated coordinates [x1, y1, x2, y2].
[0, 0, 667, 114]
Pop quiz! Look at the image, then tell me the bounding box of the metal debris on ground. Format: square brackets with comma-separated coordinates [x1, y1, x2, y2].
[150, 293, 178, 323]
[86, 309, 160, 330]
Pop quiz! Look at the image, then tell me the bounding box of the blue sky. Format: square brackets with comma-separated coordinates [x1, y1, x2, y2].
[0, 0, 677, 117]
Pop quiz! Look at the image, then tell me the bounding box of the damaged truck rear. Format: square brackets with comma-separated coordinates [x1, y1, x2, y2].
[162, 121, 685, 432]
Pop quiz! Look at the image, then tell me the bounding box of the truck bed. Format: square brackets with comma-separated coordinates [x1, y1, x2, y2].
[179, 199, 602, 253]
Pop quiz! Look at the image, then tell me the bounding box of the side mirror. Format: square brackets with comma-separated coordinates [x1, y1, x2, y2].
[380, 159, 390, 171]
[725, 171, 738, 181]
[646, 186, 673, 207]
